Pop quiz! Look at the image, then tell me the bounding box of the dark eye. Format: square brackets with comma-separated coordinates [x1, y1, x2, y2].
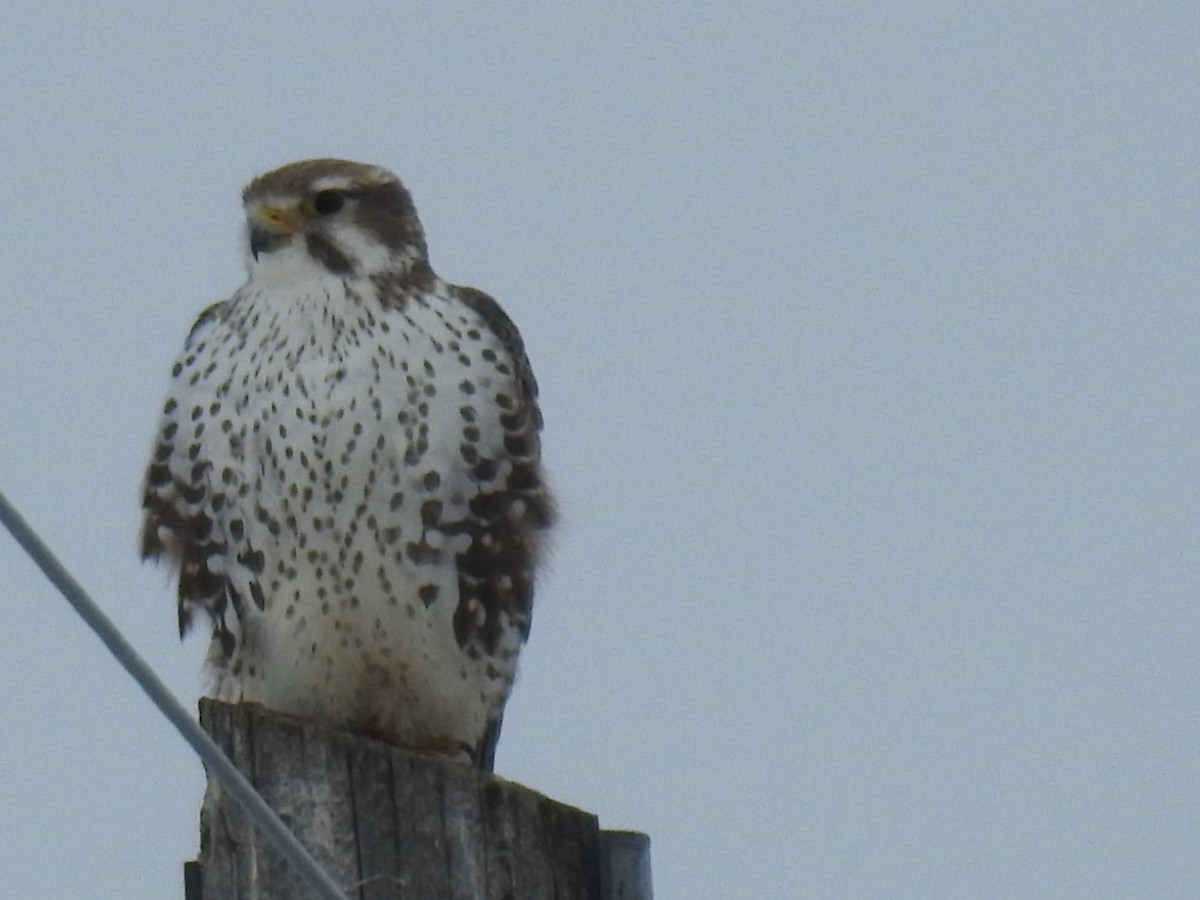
[311, 190, 344, 216]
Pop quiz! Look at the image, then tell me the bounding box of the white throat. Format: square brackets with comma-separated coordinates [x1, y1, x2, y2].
[245, 238, 345, 287]
[244, 224, 415, 287]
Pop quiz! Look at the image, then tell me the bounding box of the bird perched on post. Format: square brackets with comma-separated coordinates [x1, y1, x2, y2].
[140, 158, 553, 771]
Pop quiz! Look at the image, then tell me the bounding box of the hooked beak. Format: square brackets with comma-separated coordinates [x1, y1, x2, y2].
[248, 206, 298, 259]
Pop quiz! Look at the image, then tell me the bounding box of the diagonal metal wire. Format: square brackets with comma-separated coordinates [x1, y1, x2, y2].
[0, 488, 350, 900]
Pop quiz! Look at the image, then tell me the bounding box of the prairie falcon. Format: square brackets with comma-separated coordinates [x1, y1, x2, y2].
[140, 158, 553, 770]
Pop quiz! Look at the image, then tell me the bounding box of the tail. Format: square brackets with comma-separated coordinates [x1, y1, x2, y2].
[476, 716, 504, 773]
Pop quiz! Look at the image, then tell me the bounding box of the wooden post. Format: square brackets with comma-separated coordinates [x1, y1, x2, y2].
[185, 699, 652, 900]
[599, 832, 654, 900]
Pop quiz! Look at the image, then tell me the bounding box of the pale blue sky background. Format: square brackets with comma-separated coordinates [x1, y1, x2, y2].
[2, 4, 1199, 898]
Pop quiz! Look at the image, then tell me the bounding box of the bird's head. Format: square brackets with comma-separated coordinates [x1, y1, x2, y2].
[241, 158, 429, 281]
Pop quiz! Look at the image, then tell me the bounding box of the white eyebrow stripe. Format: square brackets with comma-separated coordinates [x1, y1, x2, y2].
[310, 176, 358, 192]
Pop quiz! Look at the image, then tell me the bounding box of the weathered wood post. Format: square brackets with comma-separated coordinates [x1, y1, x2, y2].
[185, 699, 652, 899]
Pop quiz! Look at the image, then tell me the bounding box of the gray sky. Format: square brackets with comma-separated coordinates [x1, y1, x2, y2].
[2, 4, 1198, 898]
